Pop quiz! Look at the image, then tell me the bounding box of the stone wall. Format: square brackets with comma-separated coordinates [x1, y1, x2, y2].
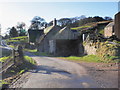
[104, 22, 114, 38]
[83, 41, 120, 61]
[104, 26, 113, 38]
[114, 12, 120, 39]
[83, 42, 97, 55]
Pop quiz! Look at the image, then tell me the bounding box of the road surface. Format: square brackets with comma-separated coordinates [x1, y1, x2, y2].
[22, 52, 102, 88]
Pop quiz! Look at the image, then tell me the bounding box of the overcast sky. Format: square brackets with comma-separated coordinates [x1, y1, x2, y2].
[0, 2, 118, 35]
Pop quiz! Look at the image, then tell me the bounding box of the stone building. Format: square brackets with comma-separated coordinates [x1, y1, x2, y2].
[104, 12, 120, 39]
[114, 12, 120, 39]
[37, 20, 61, 54]
[104, 22, 114, 38]
[37, 19, 81, 56]
[28, 29, 44, 43]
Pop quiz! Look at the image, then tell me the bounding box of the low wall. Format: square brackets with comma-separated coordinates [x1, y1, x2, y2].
[83, 41, 120, 61]
[83, 43, 97, 55]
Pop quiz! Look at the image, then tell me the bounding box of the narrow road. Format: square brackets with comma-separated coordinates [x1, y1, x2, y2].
[23, 52, 101, 88]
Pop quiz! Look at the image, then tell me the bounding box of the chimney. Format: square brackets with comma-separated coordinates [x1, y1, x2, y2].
[53, 18, 57, 26]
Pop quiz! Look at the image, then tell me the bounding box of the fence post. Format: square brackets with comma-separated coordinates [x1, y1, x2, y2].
[17, 45, 24, 59]
[12, 49, 15, 64]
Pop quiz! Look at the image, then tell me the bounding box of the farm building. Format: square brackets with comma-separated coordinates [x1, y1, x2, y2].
[37, 19, 81, 56]
[28, 29, 44, 43]
[114, 12, 120, 39]
[104, 12, 120, 39]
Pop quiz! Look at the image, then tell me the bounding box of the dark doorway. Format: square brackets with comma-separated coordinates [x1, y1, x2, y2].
[56, 39, 79, 56]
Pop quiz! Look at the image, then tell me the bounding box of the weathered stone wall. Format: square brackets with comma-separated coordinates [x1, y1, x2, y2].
[83, 41, 120, 61]
[114, 12, 120, 39]
[83, 42, 97, 55]
[104, 26, 113, 38]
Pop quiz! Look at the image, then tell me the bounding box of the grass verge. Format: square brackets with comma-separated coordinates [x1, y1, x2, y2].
[1, 55, 36, 88]
[34, 52, 51, 56]
[6, 36, 28, 44]
[24, 49, 37, 53]
[0, 56, 12, 63]
[24, 48, 52, 56]
[59, 55, 102, 63]
[59, 55, 119, 63]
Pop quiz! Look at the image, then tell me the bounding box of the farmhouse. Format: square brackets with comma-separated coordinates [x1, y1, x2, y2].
[37, 19, 81, 56]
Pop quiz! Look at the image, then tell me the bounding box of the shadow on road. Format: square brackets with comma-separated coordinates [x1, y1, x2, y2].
[30, 65, 71, 77]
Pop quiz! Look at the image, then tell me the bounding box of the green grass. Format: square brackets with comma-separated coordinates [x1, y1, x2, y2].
[6, 36, 28, 44]
[113, 40, 120, 44]
[99, 29, 104, 35]
[103, 55, 120, 63]
[0, 56, 11, 63]
[24, 56, 36, 65]
[71, 25, 92, 30]
[0, 80, 9, 87]
[24, 49, 37, 53]
[18, 69, 25, 74]
[2, 55, 36, 87]
[24, 48, 51, 56]
[8, 45, 15, 48]
[60, 55, 104, 63]
[10, 36, 27, 40]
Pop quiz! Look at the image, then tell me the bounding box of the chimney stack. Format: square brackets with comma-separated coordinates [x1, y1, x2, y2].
[53, 18, 57, 26]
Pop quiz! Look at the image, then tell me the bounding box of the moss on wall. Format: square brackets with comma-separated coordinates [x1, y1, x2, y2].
[96, 41, 120, 62]
[84, 40, 120, 62]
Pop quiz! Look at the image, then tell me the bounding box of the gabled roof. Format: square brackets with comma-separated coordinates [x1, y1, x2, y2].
[44, 26, 54, 34]
[44, 25, 61, 34]
[38, 25, 61, 43]
[54, 26, 79, 40]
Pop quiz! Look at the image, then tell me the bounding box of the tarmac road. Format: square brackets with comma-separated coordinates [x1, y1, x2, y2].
[22, 52, 102, 88]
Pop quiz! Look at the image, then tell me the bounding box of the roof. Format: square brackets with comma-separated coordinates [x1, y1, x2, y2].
[44, 25, 61, 34]
[44, 26, 54, 34]
[105, 22, 114, 28]
[54, 26, 79, 40]
[38, 25, 61, 43]
[115, 11, 120, 16]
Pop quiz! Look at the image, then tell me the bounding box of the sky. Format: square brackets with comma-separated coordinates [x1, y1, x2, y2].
[0, 2, 118, 35]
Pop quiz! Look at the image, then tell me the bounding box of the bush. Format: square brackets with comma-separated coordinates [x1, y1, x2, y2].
[96, 41, 120, 62]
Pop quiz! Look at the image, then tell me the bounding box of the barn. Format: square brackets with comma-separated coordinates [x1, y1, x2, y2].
[37, 19, 81, 56]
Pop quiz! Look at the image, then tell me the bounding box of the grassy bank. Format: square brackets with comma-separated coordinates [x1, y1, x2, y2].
[6, 36, 28, 44]
[0, 56, 12, 63]
[1, 55, 36, 88]
[24, 49, 51, 56]
[59, 55, 102, 63]
[59, 55, 119, 63]
[24, 49, 37, 53]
